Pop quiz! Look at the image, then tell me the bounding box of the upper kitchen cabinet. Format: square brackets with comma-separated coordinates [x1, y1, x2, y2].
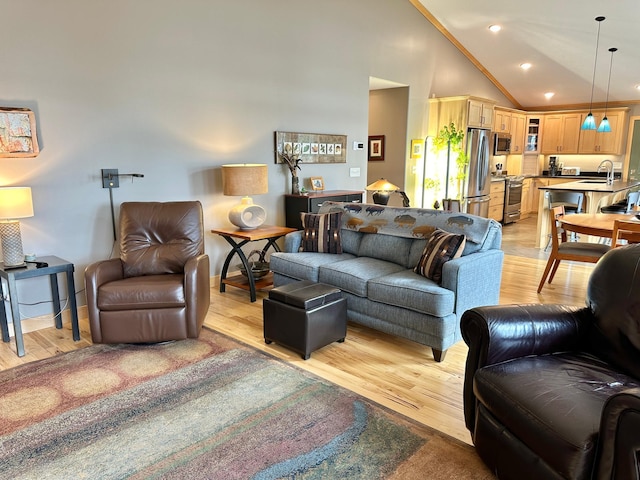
[493, 107, 526, 153]
[541, 113, 581, 154]
[578, 109, 628, 154]
[493, 109, 511, 133]
[468, 98, 495, 129]
[509, 112, 526, 154]
[428, 96, 497, 136]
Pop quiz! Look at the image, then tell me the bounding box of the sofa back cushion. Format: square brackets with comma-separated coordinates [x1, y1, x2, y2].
[358, 233, 414, 267]
[318, 201, 501, 257]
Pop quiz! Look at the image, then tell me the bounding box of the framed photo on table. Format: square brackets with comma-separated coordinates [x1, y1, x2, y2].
[310, 176, 325, 191]
[368, 135, 385, 161]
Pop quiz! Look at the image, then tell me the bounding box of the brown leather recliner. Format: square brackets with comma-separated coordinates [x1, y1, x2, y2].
[85, 201, 210, 344]
[461, 244, 640, 480]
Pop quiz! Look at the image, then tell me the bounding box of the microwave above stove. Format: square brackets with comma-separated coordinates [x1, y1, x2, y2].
[493, 132, 511, 156]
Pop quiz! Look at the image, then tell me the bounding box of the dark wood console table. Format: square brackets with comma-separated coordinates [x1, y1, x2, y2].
[285, 190, 363, 229]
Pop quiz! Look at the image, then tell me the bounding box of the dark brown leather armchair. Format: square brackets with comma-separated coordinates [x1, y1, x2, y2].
[85, 201, 210, 344]
[461, 244, 640, 480]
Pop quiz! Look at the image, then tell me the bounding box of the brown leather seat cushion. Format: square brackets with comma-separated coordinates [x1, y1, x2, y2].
[475, 352, 639, 478]
[98, 274, 185, 311]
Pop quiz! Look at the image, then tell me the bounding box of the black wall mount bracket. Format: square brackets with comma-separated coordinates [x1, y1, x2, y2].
[102, 169, 119, 188]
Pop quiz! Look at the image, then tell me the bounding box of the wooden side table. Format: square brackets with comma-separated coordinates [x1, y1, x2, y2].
[211, 225, 297, 302]
[0, 255, 80, 357]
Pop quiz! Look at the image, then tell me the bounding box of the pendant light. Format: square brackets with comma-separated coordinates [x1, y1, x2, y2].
[597, 47, 617, 133]
[581, 16, 605, 131]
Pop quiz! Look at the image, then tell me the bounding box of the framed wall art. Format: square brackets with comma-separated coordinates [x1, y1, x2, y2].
[0, 108, 40, 157]
[275, 131, 347, 164]
[410, 139, 424, 159]
[368, 135, 385, 161]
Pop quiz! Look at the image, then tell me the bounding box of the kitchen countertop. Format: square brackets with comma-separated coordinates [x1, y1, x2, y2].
[535, 177, 640, 248]
[538, 179, 640, 193]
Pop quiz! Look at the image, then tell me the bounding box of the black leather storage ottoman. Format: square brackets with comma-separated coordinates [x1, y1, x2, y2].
[263, 280, 347, 360]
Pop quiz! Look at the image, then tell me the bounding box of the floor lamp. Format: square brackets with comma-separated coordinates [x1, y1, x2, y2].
[0, 187, 34, 269]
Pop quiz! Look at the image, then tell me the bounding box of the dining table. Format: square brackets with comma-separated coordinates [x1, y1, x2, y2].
[558, 212, 640, 243]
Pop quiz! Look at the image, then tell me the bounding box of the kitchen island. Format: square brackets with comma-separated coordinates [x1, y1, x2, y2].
[535, 179, 640, 248]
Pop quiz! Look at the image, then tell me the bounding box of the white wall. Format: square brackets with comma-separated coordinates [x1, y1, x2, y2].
[2, 0, 510, 316]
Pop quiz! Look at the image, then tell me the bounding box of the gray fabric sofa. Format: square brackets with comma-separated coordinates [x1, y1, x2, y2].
[269, 202, 504, 362]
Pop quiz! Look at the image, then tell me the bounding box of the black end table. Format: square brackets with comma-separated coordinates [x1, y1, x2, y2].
[0, 255, 80, 357]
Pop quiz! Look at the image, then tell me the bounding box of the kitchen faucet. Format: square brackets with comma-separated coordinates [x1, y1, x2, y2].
[597, 159, 614, 185]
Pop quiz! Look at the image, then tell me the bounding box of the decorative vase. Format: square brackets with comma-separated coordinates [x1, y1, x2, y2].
[291, 176, 300, 195]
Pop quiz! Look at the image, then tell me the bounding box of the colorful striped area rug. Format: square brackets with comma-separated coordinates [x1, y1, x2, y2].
[0, 328, 493, 479]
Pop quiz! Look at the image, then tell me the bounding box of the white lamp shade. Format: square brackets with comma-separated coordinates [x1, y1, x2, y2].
[0, 187, 34, 219]
[366, 178, 399, 192]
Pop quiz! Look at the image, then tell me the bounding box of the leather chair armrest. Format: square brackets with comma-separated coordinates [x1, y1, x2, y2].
[595, 387, 640, 479]
[184, 254, 210, 337]
[84, 258, 124, 343]
[460, 304, 592, 434]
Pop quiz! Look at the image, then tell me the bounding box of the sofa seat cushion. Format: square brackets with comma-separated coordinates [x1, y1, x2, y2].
[98, 274, 186, 311]
[474, 352, 639, 478]
[318, 257, 406, 297]
[269, 252, 356, 282]
[368, 270, 455, 317]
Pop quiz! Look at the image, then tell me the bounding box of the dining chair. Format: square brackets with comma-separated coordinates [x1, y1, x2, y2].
[543, 191, 584, 251]
[611, 219, 640, 247]
[537, 205, 610, 293]
[442, 198, 461, 212]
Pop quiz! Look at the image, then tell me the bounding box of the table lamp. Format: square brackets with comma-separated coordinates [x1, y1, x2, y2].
[0, 187, 34, 268]
[221, 164, 268, 230]
[366, 178, 399, 205]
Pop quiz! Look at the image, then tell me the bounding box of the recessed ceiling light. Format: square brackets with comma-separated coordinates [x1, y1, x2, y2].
[635, 85, 640, 91]
[488, 25, 502, 33]
[520, 63, 532, 70]
[544, 92, 555, 99]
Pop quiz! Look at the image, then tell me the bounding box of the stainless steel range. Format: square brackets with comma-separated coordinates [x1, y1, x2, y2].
[503, 175, 524, 224]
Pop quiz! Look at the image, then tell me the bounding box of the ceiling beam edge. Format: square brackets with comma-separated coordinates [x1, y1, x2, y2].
[409, 0, 522, 110]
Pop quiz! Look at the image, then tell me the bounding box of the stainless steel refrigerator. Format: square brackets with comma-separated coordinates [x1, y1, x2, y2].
[420, 127, 491, 217]
[462, 128, 491, 217]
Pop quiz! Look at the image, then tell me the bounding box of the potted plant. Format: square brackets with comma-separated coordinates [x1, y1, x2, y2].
[432, 122, 468, 201]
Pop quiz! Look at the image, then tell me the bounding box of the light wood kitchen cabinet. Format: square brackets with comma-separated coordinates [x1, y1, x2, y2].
[578, 110, 628, 154]
[428, 96, 496, 136]
[521, 178, 532, 217]
[489, 180, 505, 222]
[493, 109, 511, 133]
[541, 113, 581, 154]
[468, 99, 494, 129]
[510, 113, 526, 154]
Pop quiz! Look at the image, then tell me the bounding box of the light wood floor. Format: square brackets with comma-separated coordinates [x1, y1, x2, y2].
[0, 215, 596, 445]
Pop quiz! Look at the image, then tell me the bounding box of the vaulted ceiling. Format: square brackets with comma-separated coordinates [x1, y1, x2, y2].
[411, 0, 640, 110]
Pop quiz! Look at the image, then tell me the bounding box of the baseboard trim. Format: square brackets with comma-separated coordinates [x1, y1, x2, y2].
[7, 275, 221, 335]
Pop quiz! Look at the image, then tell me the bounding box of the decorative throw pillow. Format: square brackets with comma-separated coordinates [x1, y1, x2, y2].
[414, 228, 466, 284]
[300, 212, 343, 254]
